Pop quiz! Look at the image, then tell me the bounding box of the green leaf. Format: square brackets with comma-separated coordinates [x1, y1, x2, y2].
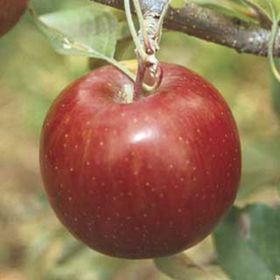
[29, 3, 136, 81]
[214, 204, 280, 280]
[29, 4, 118, 59]
[117, 20, 132, 40]
[154, 254, 229, 280]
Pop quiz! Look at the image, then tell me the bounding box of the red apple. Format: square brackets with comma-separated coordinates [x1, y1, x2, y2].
[40, 62, 241, 259]
[0, 0, 27, 37]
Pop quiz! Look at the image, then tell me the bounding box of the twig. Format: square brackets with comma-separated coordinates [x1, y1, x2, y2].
[92, 0, 280, 57]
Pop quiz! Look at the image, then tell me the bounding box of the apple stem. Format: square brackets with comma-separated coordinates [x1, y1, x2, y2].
[124, 0, 170, 100]
[134, 57, 146, 99]
[124, 0, 147, 63]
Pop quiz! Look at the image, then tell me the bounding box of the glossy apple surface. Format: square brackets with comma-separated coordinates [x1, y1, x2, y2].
[0, 0, 27, 37]
[40, 63, 241, 259]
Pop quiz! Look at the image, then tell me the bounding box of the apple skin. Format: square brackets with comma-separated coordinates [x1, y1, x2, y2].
[0, 0, 27, 37]
[40, 63, 241, 259]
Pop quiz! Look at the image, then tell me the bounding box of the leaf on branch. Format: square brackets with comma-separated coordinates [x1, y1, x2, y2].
[117, 20, 132, 40]
[154, 253, 229, 280]
[29, 3, 119, 59]
[214, 204, 280, 280]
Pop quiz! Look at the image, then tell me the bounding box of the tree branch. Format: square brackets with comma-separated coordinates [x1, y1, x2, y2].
[93, 0, 280, 57]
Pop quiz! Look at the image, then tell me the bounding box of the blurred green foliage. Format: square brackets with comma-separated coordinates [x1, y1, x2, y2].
[0, 0, 280, 279]
[214, 204, 280, 280]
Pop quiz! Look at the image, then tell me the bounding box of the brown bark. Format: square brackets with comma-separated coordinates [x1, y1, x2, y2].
[93, 0, 280, 57]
